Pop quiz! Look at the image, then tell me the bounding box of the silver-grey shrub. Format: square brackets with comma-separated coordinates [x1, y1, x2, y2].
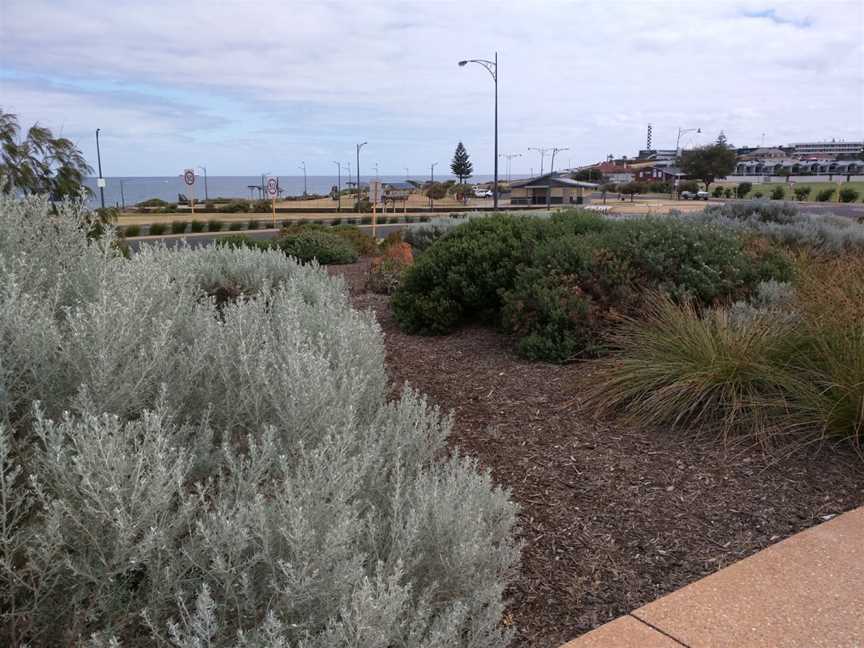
[0, 195, 519, 646]
[690, 201, 864, 252]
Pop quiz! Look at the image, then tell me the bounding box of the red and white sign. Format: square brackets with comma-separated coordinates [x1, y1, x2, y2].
[183, 169, 196, 186]
[266, 176, 278, 198]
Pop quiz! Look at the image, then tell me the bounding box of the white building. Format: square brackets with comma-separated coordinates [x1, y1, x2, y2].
[789, 140, 863, 158]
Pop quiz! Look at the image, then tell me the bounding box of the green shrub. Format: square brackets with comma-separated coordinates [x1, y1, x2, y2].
[724, 188, 733, 198]
[247, 219, 260, 230]
[816, 188, 835, 202]
[148, 222, 166, 235]
[137, 197, 171, 208]
[794, 186, 812, 201]
[123, 224, 141, 237]
[360, 215, 372, 225]
[170, 220, 188, 234]
[403, 224, 452, 252]
[207, 219, 224, 232]
[218, 200, 249, 213]
[839, 187, 860, 203]
[331, 224, 378, 255]
[228, 221, 244, 231]
[753, 191, 764, 199]
[770, 186, 786, 200]
[190, 219, 205, 233]
[252, 199, 270, 212]
[736, 182, 752, 198]
[712, 186, 725, 198]
[277, 229, 359, 264]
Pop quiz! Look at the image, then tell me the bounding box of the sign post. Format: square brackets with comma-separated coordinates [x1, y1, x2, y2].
[183, 169, 196, 214]
[266, 176, 279, 228]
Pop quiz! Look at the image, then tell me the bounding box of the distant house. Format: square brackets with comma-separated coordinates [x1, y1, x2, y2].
[510, 174, 597, 205]
[738, 147, 787, 161]
[594, 162, 634, 184]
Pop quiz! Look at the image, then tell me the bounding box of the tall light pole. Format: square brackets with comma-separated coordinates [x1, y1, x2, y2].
[550, 147, 569, 174]
[197, 165, 208, 202]
[299, 161, 307, 195]
[95, 128, 105, 209]
[676, 127, 701, 158]
[430, 162, 438, 208]
[499, 153, 521, 183]
[405, 167, 409, 181]
[458, 52, 498, 211]
[333, 161, 341, 212]
[356, 142, 367, 212]
[528, 147, 552, 176]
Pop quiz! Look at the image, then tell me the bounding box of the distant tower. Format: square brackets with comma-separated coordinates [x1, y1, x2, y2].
[646, 124, 653, 150]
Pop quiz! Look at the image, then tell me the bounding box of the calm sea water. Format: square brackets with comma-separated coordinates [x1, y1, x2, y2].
[82, 174, 518, 207]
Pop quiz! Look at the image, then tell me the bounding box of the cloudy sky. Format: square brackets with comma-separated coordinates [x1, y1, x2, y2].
[1, 0, 862, 176]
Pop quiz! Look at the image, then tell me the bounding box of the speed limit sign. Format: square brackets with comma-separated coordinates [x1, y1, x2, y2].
[183, 169, 195, 186]
[266, 176, 278, 198]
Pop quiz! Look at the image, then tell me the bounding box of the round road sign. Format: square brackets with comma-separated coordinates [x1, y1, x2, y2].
[183, 169, 196, 186]
[266, 177, 278, 198]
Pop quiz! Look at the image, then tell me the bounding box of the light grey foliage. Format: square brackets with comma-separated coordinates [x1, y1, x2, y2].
[0, 195, 519, 647]
[691, 201, 864, 252]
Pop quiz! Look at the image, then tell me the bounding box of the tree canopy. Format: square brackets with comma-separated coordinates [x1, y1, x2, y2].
[450, 142, 473, 183]
[679, 139, 737, 190]
[0, 110, 92, 199]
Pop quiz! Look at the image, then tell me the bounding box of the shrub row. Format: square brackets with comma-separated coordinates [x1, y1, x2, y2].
[392, 211, 790, 361]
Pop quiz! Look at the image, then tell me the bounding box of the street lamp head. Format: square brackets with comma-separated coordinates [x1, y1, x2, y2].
[458, 60, 468, 66]
[697, 128, 702, 133]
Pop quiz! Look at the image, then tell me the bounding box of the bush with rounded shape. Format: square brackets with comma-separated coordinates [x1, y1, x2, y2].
[171, 220, 188, 234]
[839, 187, 859, 203]
[770, 186, 785, 200]
[0, 194, 520, 647]
[793, 186, 812, 201]
[816, 188, 835, 202]
[123, 224, 141, 237]
[736, 182, 752, 198]
[148, 222, 166, 235]
[207, 219, 224, 232]
[277, 229, 359, 265]
[190, 220, 205, 233]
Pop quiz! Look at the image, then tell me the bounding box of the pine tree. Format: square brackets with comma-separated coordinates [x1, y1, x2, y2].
[450, 142, 473, 183]
[716, 131, 729, 148]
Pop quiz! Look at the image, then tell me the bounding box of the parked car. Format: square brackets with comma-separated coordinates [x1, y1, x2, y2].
[473, 188, 493, 198]
[680, 190, 709, 200]
[696, 190, 710, 200]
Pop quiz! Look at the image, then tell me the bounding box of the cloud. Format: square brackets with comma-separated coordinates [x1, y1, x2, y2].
[1, 0, 861, 175]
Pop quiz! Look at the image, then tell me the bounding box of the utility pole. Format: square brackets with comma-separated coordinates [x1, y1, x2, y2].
[299, 161, 307, 195]
[404, 167, 409, 181]
[550, 147, 569, 174]
[333, 161, 341, 212]
[528, 147, 553, 176]
[430, 161, 438, 208]
[95, 128, 105, 209]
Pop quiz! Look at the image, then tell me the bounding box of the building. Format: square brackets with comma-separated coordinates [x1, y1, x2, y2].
[594, 162, 634, 184]
[510, 174, 597, 205]
[637, 149, 677, 162]
[738, 147, 788, 161]
[790, 140, 864, 158]
[733, 158, 863, 176]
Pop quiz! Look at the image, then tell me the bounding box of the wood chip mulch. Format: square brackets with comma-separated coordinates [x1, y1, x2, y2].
[329, 260, 864, 648]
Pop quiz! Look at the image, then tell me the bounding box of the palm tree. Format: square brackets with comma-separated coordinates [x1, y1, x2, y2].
[0, 110, 93, 198]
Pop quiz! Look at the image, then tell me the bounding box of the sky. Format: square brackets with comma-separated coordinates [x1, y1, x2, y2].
[1, 0, 862, 177]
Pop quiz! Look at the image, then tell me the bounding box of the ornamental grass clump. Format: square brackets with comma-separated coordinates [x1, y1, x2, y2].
[0, 194, 519, 646]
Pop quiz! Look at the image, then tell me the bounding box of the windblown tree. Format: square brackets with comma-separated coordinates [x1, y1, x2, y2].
[679, 134, 737, 191]
[450, 142, 473, 183]
[0, 110, 92, 199]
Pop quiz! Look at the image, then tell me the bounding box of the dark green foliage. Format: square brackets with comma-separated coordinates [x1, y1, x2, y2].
[148, 223, 166, 236]
[218, 200, 250, 213]
[573, 168, 603, 182]
[252, 199, 270, 212]
[228, 221, 244, 231]
[770, 186, 786, 200]
[425, 182, 448, 200]
[724, 188, 733, 198]
[247, 219, 260, 230]
[753, 191, 764, 199]
[678, 180, 699, 194]
[794, 186, 812, 201]
[816, 188, 835, 202]
[277, 230, 359, 265]
[123, 224, 141, 237]
[393, 212, 790, 361]
[190, 220, 205, 233]
[712, 186, 725, 198]
[679, 142, 737, 190]
[207, 220, 224, 232]
[170, 221, 188, 234]
[736, 182, 752, 198]
[450, 141, 473, 182]
[839, 187, 860, 203]
[137, 198, 172, 208]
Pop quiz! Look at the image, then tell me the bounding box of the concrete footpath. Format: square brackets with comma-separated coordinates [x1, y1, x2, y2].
[562, 506, 864, 648]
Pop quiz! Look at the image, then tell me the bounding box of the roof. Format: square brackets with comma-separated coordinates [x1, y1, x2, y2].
[511, 173, 599, 189]
[383, 181, 413, 190]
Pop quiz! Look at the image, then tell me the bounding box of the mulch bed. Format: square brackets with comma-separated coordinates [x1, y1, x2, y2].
[330, 259, 864, 648]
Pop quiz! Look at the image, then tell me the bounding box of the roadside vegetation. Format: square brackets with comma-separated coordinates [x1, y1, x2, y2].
[0, 194, 519, 646]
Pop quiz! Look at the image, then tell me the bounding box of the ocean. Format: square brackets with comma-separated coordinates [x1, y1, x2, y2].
[82, 174, 519, 208]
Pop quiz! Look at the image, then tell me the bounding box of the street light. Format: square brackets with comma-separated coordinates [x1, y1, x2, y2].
[95, 128, 105, 209]
[550, 147, 569, 174]
[458, 52, 499, 210]
[404, 167, 409, 181]
[499, 153, 521, 183]
[676, 127, 701, 157]
[299, 161, 307, 195]
[356, 142, 367, 212]
[333, 161, 341, 212]
[528, 147, 552, 176]
[430, 162, 438, 208]
[197, 165, 208, 202]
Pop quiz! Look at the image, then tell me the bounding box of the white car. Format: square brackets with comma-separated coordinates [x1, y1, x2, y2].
[680, 190, 709, 200]
[473, 188, 493, 198]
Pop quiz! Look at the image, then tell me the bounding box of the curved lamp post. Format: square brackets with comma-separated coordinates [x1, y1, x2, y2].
[458, 53, 498, 210]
